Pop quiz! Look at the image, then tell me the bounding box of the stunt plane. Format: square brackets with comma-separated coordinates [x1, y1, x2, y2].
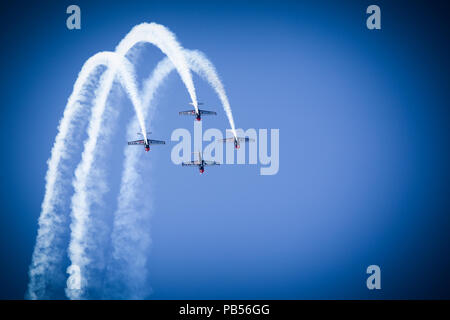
[128, 132, 165, 152]
[179, 102, 217, 121]
[182, 152, 220, 174]
[219, 136, 255, 149]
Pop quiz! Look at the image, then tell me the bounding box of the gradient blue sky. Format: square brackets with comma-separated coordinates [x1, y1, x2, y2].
[0, 0, 449, 299]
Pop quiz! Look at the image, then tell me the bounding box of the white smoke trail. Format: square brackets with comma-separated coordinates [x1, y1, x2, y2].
[28, 22, 200, 300]
[116, 23, 199, 114]
[104, 58, 174, 299]
[184, 50, 237, 138]
[65, 23, 200, 299]
[27, 52, 135, 299]
[65, 52, 148, 300]
[106, 49, 237, 298]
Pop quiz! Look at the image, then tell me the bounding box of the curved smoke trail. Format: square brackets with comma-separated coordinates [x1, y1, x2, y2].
[117, 23, 199, 116]
[184, 50, 237, 138]
[65, 52, 148, 300]
[65, 23, 200, 299]
[27, 52, 146, 299]
[105, 49, 237, 298]
[28, 23, 200, 300]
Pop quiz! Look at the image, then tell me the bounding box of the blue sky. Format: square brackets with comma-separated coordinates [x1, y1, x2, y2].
[0, 0, 449, 299]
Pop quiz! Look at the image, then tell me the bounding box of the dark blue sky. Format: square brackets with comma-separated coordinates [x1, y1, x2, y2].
[0, 0, 449, 299]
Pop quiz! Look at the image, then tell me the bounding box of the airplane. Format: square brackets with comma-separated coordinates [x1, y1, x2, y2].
[127, 132, 165, 152]
[182, 151, 220, 174]
[219, 136, 255, 149]
[179, 102, 217, 121]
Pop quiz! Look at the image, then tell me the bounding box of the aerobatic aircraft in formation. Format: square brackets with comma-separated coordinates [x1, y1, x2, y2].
[179, 101, 217, 121]
[127, 132, 165, 152]
[182, 152, 220, 174]
[127, 101, 254, 173]
[219, 136, 255, 149]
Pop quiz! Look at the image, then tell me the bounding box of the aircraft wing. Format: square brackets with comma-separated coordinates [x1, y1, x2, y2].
[218, 137, 255, 143]
[203, 160, 220, 166]
[182, 161, 202, 166]
[199, 110, 217, 115]
[179, 110, 196, 115]
[128, 139, 145, 145]
[148, 139, 165, 145]
[237, 137, 255, 142]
